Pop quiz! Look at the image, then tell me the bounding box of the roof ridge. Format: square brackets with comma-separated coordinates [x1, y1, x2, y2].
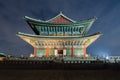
[46, 12, 76, 23]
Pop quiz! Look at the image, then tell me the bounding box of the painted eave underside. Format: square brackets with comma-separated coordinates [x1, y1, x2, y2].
[17, 32, 101, 48]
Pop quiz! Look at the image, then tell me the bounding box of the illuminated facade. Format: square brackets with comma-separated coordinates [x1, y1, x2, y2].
[17, 12, 101, 57]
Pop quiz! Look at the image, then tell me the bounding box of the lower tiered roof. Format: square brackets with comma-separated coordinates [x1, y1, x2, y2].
[17, 32, 101, 48]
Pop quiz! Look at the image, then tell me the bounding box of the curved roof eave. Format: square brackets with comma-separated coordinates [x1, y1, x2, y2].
[17, 32, 102, 39]
[24, 16, 45, 22]
[24, 16, 96, 27]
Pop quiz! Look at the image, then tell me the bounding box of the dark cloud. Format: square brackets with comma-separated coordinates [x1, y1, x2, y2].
[0, 0, 120, 57]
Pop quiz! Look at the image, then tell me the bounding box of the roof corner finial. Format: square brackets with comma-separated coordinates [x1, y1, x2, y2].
[93, 16, 97, 20]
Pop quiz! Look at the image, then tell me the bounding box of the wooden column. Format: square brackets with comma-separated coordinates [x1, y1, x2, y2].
[71, 27, 73, 36]
[39, 32, 41, 35]
[46, 46, 49, 57]
[48, 32, 50, 36]
[63, 46, 66, 56]
[55, 27, 57, 36]
[71, 45, 74, 57]
[34, 48, 37, 57]
[71, 41, 74, 57]
[83, 46, 86, 57]
[54, 47, 57, 56]
[63, 27, 65, 36]
[56, 32, 57, 36]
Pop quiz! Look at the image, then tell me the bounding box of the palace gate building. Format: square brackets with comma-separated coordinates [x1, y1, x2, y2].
[17, 12, 101, 57]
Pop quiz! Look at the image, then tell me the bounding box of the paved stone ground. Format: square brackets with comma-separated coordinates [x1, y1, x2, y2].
[0, 69, 120, 80]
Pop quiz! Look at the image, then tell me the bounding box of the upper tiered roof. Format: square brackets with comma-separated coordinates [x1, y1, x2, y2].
[24, 12, 96, 35]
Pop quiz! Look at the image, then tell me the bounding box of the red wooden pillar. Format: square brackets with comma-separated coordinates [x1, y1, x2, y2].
[46, 46, 49, 57]
[71, 45, 74, 57]
[83, 46, 86, 57]
[34, 48, 37, 57]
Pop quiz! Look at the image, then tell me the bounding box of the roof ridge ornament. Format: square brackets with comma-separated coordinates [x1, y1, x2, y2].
[60, 11, 63, 14]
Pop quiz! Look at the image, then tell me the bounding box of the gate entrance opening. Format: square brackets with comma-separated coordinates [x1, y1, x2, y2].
[58, 50, 63, 57]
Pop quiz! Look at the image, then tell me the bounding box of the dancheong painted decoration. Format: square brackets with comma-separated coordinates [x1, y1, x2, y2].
[17, 12, 101, 57]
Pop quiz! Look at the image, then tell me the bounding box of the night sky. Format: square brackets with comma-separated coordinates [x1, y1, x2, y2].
[0, 0, 120, 57]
